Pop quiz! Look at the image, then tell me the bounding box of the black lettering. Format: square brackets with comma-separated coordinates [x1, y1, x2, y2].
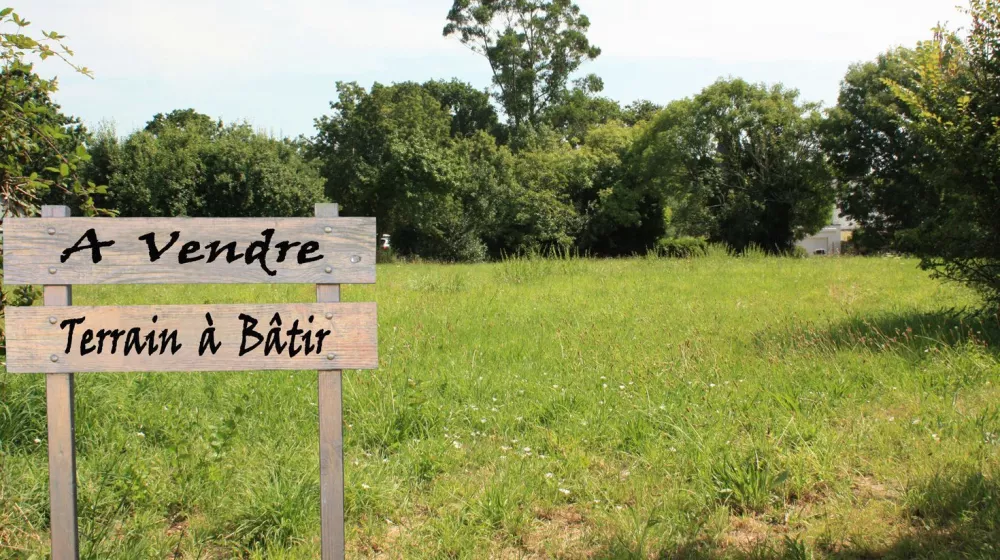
[205, 240, 245, 263]
[60, 317, 86, 353]
[297, 241, 322, 264]
[61, 229, 115, 264]
[239, 313, 263, 356]
[286, 319, 304, 357]
[159, 329, 182, 354]
[143, 329, 159, 355]
[108, 329, 126, 353]
[245, 229, 277, 276]
[199, 313, 221, 356]
[274, 240, 301, 262]
[80, 329, 96, 355]
[123, 327, 147, 355]
[178, 241, 204, 263]
[264, 313, 287, 356]
[95, 329, 111, 353]
[315, 329, 331, 353]
[138, 231, 180, 261]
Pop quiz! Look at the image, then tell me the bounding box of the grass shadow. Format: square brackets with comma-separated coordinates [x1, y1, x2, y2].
[756, 308, 1000, 361]
[590, 469, 1000, 559]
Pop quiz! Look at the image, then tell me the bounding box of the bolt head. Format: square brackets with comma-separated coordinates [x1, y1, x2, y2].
[350, 255, 362, 264]
[324, 266, 333, 274]
[326, 353, 336, 361]
[50, 354, 59, 363]
[324, 226, 333, 234]
[46, 227, 56, 235]
[325, 312, 334, 320]
[48, 267, 57, 275]
[48, 316, 58, 324]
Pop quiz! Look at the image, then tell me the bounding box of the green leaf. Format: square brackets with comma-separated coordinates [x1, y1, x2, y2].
[0, 7, 13, 17]
[59, 162, 69, 176]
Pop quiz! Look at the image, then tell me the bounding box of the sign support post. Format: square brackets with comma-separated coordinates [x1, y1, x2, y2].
[315, 203, 345, 560]
[41, 205, 80, 560]
[4, 205, 377, 559]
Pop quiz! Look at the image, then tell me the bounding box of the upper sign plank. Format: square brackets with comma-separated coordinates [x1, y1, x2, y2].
[2, 217, 376, 285]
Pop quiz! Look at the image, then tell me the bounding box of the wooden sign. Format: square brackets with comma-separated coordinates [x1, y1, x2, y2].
[2, 217, 376, 285]
[5, 303, 377, 373]
[3, 205, 372, 560]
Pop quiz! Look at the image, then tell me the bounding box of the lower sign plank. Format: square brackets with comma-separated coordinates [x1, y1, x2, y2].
[5, 303, 377, 373]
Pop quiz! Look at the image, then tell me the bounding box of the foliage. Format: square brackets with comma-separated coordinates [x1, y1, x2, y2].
[653, 236, 708, 258]
[443, 0, 601, 128]
[884, 1, 1000, 309]
[0, 7, 107, 348]
[634, 79, 834, 254]
[311, 82, 499, 261]
[420, 78, 503, 140]
[822, 48, 930, 253]
[105, 110, 326, 218]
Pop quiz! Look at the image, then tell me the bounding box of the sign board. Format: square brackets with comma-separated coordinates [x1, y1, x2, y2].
[5, 303, 377, 373]
[2, 217, 376, 284]
[3, 205, 373, 560]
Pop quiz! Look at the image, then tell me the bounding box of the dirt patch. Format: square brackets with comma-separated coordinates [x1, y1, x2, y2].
[720, 516, 773, 553]
[501, 505, 595, 559]
[852, 475, 900, 502]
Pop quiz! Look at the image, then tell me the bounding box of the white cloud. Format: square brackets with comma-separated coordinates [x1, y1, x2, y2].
[581, 0, 963, 62]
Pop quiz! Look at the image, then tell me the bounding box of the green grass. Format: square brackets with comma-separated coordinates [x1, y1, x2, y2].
[1, 254, 999, 559]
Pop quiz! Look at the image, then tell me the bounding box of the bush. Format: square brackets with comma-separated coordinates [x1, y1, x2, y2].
[654, 237, 708, 258]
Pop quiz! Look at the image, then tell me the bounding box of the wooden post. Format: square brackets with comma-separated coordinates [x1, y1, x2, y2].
[41, 205, 79, 560]
[315, 203, 345, 560]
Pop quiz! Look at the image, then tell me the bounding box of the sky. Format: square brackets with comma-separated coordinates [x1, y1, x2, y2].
[27, 0, 966, 138]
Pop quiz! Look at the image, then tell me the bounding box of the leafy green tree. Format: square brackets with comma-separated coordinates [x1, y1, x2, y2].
[633, 79, 834, 253]
[444, 0, 601, 128]
[421, 79, 503, 140]
[822, 48, 931, 252]
[0, 7, 105, 344]
[108, 111, 326, 218]
[542, 75, 624, 146]
[311, 82, 500, 260]
[886, 1, 1000, 308]
[0, 8, 102, 217]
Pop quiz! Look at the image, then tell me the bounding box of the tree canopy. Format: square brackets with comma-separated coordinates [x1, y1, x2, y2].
[444, 0, 601, 128]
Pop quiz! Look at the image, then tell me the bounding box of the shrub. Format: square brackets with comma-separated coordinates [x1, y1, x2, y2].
[654, 237, 708, 258]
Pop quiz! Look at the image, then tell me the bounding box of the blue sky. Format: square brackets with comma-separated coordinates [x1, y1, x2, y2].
[28, 0, 965, 138]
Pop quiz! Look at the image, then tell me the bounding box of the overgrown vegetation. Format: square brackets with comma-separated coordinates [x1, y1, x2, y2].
[2, 255, 999, 558]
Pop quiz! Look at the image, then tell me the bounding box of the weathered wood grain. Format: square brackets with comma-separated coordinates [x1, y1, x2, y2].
[42, 206, 80, 560]
[316, 203, 346, 560]
[2, 217, 375, 285]
[6, 303, 377, 373]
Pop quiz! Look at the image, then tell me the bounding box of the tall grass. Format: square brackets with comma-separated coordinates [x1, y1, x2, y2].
[1, 254, 998, 558]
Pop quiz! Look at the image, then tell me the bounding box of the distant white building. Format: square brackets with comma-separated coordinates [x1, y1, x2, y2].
[796, 207, 857, 255]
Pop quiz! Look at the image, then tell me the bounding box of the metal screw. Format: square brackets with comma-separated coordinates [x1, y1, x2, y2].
[325, 312, 334, 320]
[50, 354, 59, 363]
[326, 353, 336, 361]
[324, 266, 333, 273]
[47, 227, 56, 235]
[48, 316, 58, 324]
[324, 226, 333, 234]
[350, 255, 361, 264]
[48, 267, 57, 275]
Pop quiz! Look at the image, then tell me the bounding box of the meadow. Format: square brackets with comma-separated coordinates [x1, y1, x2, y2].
[1, 253, 999, 559]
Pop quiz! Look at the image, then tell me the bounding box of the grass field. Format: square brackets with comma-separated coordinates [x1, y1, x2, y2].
[1, 254, 999, 559]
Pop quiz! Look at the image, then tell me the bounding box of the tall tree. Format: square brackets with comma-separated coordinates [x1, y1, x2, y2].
[633, 80, 834, 253]
[886, 1, 1000, 308]
[421, 79, 503, 140]
[444, 0, 601, 128]
[822, 48, 931, 252]
[108, 111, 326, 218]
